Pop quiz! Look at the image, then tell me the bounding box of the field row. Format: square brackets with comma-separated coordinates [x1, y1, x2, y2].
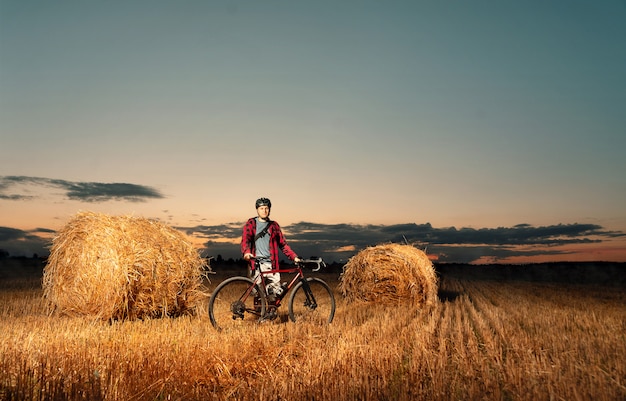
[1, 272, 625, 400]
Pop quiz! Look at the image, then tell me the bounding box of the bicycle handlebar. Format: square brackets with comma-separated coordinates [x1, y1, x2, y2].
[249, 256, 327, 272]
[297, 257, 326, 272]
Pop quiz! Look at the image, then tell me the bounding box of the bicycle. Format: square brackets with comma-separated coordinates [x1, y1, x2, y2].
[208, 257, 336, 331]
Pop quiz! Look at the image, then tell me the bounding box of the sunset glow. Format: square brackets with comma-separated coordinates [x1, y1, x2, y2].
[1, 2, 625, 264]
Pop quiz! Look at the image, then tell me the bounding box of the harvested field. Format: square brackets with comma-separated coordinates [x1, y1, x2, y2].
[1, 261, 625, 401]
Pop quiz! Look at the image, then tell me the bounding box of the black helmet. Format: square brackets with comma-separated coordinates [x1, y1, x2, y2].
[255, 197, 272, 209]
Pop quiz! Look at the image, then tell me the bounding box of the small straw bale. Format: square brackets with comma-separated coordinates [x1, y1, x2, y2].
[43, 211, 208, 320]
[339, 243, 438, 307]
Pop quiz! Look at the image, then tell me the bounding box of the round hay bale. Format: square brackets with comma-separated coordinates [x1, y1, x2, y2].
[43, 211, 208, 320]
[339, 243, 438, 307]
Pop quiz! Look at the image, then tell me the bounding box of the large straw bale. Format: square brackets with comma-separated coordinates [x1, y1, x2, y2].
[339, 243, 438, 307]
[43, 211, 208, 320]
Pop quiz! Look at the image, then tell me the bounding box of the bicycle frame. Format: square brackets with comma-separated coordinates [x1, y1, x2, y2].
[253, 264, 307, 307]
[208, 257, 335, 328]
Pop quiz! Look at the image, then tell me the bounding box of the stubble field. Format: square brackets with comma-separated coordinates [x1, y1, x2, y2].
[1, 259, 625, 400]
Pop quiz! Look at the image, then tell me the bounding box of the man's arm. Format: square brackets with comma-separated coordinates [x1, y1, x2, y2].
[241, 218, 255, 258]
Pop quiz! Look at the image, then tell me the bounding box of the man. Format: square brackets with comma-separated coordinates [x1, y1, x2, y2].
[241, 197, 301, 302]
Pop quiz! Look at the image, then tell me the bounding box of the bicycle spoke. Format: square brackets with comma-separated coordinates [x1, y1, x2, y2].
[208, 277, 265, 331]
[288, 278, 335, 324]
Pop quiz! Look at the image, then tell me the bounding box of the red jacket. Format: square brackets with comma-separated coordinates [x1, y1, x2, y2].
[241, 217, 298, 270]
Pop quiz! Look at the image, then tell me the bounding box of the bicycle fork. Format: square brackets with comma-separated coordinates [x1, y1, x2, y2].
[300, 278, 318, 310]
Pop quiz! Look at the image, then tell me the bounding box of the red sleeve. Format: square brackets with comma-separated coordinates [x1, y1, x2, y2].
[241, 218, 256, 256]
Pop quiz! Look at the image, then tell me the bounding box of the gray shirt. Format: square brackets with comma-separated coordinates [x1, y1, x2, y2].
[255, 218, 271, 260]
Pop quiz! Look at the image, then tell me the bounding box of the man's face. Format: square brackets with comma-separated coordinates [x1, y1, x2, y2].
[257, 205, 270, 220]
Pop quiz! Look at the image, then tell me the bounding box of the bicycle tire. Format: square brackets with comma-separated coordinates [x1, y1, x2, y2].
[208, 276, 266, 331]
[288, 277, 335, 324]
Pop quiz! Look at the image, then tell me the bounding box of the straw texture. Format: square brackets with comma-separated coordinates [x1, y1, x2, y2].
[43, 211, 207, 320]
[339, 243, 438, 307]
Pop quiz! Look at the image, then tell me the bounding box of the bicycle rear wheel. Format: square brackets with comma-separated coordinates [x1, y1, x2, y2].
[208, 277, 265, 331]
[288, 277, 335, 324]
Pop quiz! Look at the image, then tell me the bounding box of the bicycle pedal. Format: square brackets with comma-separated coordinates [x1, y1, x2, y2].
[259, 308, 278, 322]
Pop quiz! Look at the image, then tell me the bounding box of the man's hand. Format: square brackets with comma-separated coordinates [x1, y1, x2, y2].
[294, 257, 302, 264]
[244, 253, 254, 261]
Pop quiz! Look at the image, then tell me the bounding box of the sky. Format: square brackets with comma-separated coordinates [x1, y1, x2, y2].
[1, 0, 625, 264]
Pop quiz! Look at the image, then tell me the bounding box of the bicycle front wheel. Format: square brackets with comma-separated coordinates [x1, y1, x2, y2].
[288, 277, 335, 324]
[208, 276, 265, 331]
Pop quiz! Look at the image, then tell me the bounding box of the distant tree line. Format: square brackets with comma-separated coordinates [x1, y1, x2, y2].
[208, 254, 346, 273]
[0, 249, 43, 260]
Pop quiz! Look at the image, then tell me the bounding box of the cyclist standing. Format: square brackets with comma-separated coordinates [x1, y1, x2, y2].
[241, 197, 301, 302]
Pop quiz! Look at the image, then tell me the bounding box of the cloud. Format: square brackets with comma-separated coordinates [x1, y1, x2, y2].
[183, 221, 625, 264]
[2, 216, 623, 263]
[0, 176, 164, 202]
[0, 227, 25, 242]
[0, 226, 51, 257]
[182, 223, 243, 241]
[0, 193, 35, 200]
